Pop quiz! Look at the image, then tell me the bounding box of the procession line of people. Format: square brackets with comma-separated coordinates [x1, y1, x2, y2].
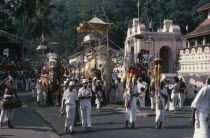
[1, 74, 209, 138]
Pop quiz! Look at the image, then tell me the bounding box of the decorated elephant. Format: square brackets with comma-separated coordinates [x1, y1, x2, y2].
[82, 46, 114, 103]
[41, 58, 64, 106]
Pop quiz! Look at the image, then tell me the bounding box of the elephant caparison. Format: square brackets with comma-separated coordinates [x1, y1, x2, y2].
[82, 46, 114, 103]
[41, 60, 64, 106]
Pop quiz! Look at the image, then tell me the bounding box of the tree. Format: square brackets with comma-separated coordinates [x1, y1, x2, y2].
[13, 0, 55, 39]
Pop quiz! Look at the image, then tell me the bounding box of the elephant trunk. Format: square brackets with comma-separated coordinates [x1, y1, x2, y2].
[102, 68, 112, 104]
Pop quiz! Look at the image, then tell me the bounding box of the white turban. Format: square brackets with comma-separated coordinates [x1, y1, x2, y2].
[64, 81, 67, 85]
[69, 81, 75, 86]
[82, 79, 88, 83]
[49, 57, 56, 62]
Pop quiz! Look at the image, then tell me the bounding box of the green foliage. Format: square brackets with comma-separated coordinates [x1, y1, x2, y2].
[1, 0, 209, 60]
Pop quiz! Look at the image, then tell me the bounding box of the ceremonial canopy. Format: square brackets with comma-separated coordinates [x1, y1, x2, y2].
[77, 17, 113, 34]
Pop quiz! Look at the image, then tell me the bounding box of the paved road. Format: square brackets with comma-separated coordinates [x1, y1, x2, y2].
[0, 92, 59, 138]
[21, 91, 197, 138]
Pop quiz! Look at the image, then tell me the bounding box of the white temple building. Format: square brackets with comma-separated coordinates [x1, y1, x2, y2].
[178, 3, 210, 99]
[124, 18, 185, 73]
[124, 3, 210, 99]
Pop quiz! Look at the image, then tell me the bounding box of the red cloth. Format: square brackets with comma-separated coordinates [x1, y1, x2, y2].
[125, 100, 130, 108]
[179, 89, 184, 93]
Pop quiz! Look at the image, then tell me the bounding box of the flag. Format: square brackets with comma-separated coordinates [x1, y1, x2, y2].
[136, 1, 140, 7]
[40, 33, 45, 42]
[186, 25, 188, 31]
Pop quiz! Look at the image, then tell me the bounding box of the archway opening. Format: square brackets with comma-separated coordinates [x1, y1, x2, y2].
[160, 46, 172, 73]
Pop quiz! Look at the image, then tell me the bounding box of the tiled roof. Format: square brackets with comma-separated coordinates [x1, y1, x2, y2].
[197, 3, 210, 12]
[183, 18, 210, 39]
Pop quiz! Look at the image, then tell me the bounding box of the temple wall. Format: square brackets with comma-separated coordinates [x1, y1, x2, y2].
[124, 18, 184, 73]
[178, 46, 210, 99]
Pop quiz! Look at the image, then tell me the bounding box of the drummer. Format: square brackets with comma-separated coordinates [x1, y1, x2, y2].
[0, 76, 20, 128]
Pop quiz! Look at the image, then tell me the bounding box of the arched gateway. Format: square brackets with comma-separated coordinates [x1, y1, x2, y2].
[124, 18, 184, 72]
[160, 46, 172, 73]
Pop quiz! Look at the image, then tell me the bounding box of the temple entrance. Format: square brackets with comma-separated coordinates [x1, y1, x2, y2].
[160, 46, 172, 73]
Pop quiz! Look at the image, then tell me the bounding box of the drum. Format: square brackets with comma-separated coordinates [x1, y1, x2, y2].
[1, 98, 22, 109]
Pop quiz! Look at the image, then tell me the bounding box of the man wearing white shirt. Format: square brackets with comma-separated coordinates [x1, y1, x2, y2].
[190, 77, 210, 138]
[61, 81, 78, 134]
[78, 79, 92, 132]
[169, 77, 180, 114]
[137, 77, 147, 109]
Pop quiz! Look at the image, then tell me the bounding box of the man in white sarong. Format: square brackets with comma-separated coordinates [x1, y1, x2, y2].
[190, 77, 210, 138]
[115, 78, 124, 104]
[149, 80, 156, 111]
[169, 77, 180, 114]
[125, 78, 138, 129]
[178, 78, 186, 110]
[155, 81, 168, 129]
[36, 80, 45, 105]
[137, 77, 147, 109]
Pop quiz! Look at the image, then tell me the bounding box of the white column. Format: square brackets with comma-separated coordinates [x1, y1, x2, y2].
[187, 41, 190, 48]
[203, 36, 206, 45]
[208, 9, 210, 19]
[195, 39, 198, 46]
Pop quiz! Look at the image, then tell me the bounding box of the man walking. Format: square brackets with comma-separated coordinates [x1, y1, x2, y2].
[149, 80, 156, 111]
[61, 81, 78, 134]
[125, 78, 138, 128]
[115, 78, 124, 104]
[0, 76, 21, 128]
[95, 80, 103, 112]
[137, 77, 147, 109]
[169, 77, 180, 114]
[190, 77, 210, 138]
[36, 80, 44, 105]
[30, 79, 36, 98]
[155, 81, 168, 129]
[178, 77, 186, 110]
[78, 79, 92, 132]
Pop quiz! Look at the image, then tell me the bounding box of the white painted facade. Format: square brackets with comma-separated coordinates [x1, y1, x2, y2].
[124, 18, 185, 73]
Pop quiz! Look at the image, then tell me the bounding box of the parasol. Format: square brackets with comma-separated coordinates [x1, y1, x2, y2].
[77, 16, 113, 34]
[36, 45, 47, 62]
[36, 45, 47, 50]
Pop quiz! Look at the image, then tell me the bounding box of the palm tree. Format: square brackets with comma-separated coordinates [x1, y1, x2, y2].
[14, 0, 55, 39]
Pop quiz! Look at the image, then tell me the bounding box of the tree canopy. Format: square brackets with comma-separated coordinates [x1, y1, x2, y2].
[1, 0, 209, 60]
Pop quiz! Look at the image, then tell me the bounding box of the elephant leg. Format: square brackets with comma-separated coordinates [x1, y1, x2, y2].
[47, 86, 54, 106]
